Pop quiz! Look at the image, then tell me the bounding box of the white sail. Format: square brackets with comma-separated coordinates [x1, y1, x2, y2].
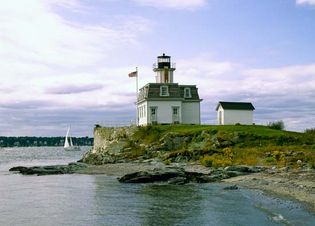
[64, 127, 71, 148]
[64, 126, 81, 151]
[69, 135, 73, 147]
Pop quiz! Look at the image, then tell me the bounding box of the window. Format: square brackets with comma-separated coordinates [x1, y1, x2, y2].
[144, 105, 146, 117]
[160, 85, 169, 96]
[184, 87, 191, 98]
[173, 107, 178, 115]
[151, 108, 156, 115]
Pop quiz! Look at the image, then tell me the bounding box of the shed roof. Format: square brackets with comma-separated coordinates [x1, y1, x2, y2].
[216, 101, 255, 111]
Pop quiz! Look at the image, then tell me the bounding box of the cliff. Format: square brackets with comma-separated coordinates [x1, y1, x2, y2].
[80, 125, 315, 169]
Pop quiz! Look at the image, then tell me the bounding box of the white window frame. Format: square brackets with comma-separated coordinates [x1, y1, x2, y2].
[184, 87, 191, 98]
[160, 85, 169, 96]
[144, 105, 146, 117]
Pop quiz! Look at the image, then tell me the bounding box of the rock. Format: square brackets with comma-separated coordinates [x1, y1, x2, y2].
[224, 165, 265, 173]
[168, 177, 188, 185]
[159, 132, 187, 151]
[9, 166, 28, 172]
[223, 184, 239, 190]
[118, 168, 185, 183]
[258, 179, 269, 185]
[118, 167, 221, 184]
[9, 162, 88, 176]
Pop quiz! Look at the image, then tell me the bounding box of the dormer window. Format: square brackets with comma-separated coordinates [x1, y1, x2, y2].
[184, 87, 191, 98]
[160, 85, 169, 96]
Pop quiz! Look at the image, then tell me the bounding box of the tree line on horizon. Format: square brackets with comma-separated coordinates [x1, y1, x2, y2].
[0, 136, 93, 147]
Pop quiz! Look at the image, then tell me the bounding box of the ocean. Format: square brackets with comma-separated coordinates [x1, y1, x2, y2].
[0, 147, 314, 226]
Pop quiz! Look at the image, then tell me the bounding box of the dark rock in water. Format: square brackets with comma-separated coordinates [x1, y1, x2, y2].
[9, 166, 29, 172]
[223, 184, 239, 190]
[184, 171, 214, 183]
[9, 162, 88, 176]
[118, 164, 260, 184]
[118, 167, 231, 184]
[225, 170, 245, 177]
[167, 176, 188, 185]
[118, 168, 185, 183]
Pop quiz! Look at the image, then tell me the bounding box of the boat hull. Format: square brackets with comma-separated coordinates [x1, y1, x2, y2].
[64, 146, 81, 151]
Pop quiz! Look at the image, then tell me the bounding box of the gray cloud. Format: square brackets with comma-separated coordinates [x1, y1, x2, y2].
[46, 84, 104, 94]
[0, 100, 53, 110]
[0, 104, 136, 137]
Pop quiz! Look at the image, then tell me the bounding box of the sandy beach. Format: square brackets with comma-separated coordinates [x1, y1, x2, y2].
[224, 168, 315, 212]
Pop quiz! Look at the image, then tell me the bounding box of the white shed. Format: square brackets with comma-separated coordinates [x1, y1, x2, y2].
[216, 101, 255, 125]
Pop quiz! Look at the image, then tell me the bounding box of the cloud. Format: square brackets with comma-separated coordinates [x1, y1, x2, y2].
[0, 0, 154, 136]
[131, 0, 207, 10]
[171, 55, 315, 131]
[0, 100, 53, 110]
[47, 84, 104, 94]
[0, 4, 150, 109]
[0, 1, 151, 68]
[296, 0, 315, 6]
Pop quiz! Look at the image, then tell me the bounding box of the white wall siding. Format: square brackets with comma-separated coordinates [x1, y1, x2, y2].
[182, 102, 200, 124]
[147, 100, 182, 124]
[217, 105, 224, 125]
[138, 101, 148, 126]
[222, 109, 253, 125]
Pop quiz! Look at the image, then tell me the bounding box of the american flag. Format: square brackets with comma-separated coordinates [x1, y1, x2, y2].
[128, 71, 137, 77]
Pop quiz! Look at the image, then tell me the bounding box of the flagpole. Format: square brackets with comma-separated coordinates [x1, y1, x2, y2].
[136, 67, 138, 126]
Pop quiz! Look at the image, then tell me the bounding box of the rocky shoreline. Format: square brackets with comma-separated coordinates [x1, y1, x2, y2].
[9, 161, 315, 212]
[9, 161, 263, 183]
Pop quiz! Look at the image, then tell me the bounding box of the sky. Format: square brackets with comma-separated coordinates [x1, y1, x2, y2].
[0, 0, 315, 137]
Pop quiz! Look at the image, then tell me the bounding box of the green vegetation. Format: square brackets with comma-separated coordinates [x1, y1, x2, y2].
[267, 120, 285, 130]
[305, 128, 315, 135]
[124, 124, 315, 168]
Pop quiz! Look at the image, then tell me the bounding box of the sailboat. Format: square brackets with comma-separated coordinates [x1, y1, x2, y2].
[64, 126, 81, 151]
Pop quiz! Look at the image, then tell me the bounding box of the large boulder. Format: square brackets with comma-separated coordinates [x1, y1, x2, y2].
[118, 168, 185, 183]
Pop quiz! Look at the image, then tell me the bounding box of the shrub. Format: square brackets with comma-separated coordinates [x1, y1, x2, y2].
[264, 156, 276, 164]
[267, 121, 285, 130]
[305, 128, 315, 135]
[200, 155, 214, 167]
[200, 154, 232, 168]
[163, 159, 171, 165]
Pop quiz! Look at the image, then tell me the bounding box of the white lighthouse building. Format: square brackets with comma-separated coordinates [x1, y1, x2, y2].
[137, 54, 202, 126]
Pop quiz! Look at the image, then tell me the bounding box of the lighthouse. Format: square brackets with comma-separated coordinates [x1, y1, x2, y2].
[137, 54, 202, 125]
[153, 53, 176, 83]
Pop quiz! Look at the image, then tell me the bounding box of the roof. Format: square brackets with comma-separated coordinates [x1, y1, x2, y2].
[137, 83, 202, 102]
[216, 101, 255, 111]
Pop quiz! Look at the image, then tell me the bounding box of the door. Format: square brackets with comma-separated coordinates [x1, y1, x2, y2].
[150, 107, 157, 124]
[172, 107, 180, 124]
[219, 110, 223, 125]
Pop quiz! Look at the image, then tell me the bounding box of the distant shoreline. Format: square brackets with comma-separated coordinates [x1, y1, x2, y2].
[0, 137, 93, 147]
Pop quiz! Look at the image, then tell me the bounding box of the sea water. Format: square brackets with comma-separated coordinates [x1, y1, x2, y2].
[0, 147, 314, 226]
